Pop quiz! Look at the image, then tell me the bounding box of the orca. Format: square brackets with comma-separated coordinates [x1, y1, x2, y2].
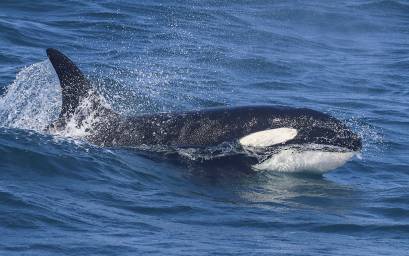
[45, 48, 362, 172]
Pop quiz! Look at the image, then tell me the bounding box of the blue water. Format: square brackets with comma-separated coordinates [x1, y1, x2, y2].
[1, 0, 408, 255]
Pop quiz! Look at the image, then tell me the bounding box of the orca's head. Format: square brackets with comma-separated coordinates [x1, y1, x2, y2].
[238, 107, 362, 173]
[291, 109, 362, 152]
[239, 107, 361, 153]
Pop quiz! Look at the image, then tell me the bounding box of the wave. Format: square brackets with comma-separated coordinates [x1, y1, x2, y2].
[353, 0, 409, 13]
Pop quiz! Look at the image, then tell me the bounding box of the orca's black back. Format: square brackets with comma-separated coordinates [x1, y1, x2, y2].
[108, 105, 336, 148]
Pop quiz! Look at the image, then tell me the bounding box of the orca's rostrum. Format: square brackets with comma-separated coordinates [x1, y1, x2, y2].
[45, 48, 362, 173]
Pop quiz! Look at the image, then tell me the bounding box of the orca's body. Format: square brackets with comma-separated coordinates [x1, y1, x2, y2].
[88, 105, 360, 151]
[45, 48, 361, 171]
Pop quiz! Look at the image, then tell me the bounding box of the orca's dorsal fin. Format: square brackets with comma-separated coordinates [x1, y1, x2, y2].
[46, 48, 92, 118]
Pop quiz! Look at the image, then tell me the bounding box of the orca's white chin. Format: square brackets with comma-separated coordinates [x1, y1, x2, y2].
[252, 146, 359, 174]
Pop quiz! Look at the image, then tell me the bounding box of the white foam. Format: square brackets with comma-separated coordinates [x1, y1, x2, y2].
[0, 60, 61, 131]
[52, 107, 94, 138]
[253, 148, 356, 174]
[49, 91, 110, 139]
[0, 59, 111, 141]
[239, 128, 297, 148]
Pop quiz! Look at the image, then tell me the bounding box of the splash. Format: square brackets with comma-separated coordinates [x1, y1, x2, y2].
[0, 60, 61, 132]
[0, 59, 113, 141]
[49, 89, 113, 140]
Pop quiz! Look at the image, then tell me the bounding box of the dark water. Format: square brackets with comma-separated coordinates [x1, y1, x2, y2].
[1, 0, 408, 255]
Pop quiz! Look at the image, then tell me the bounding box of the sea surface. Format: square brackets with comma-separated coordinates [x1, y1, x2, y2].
[0, 0, 408, 255]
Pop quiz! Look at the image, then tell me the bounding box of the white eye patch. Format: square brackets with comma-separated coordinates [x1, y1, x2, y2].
[239, 128, 297, 148]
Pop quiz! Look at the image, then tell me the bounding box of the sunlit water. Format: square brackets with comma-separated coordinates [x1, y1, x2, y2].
[0, 1, 408, 255]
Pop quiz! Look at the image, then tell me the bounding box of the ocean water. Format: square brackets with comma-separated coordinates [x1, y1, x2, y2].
[0, 0, 408, 255]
